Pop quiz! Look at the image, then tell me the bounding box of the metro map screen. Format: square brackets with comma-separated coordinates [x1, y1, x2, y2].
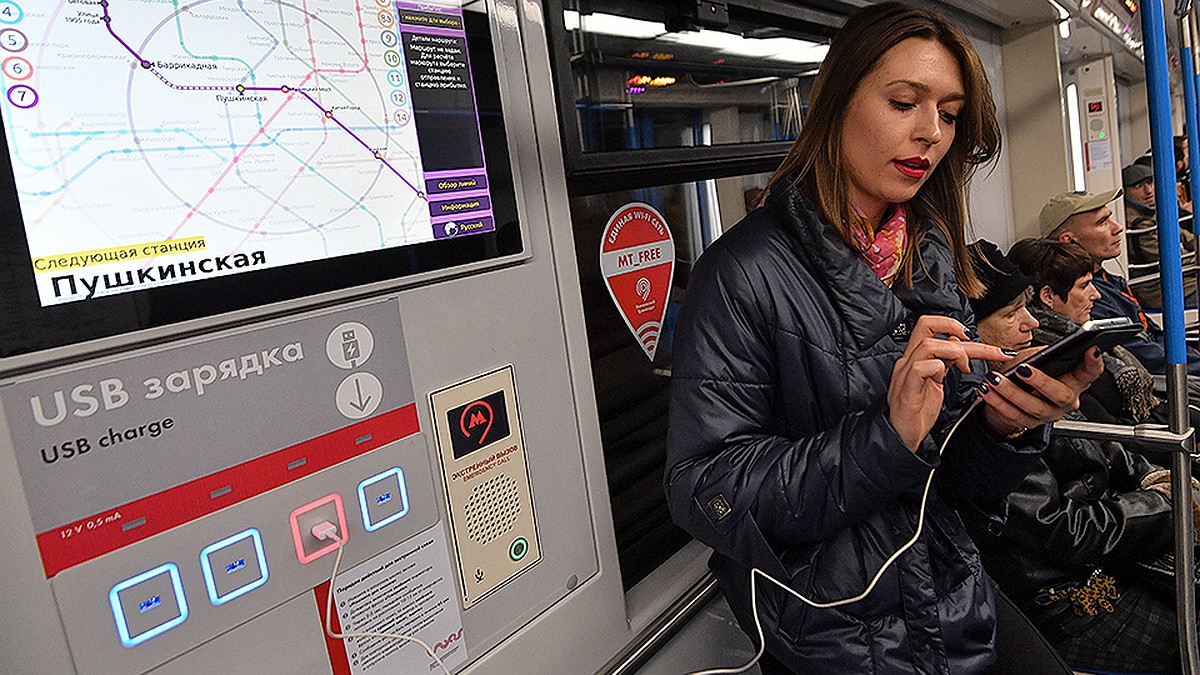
[0, 0, 506, 308]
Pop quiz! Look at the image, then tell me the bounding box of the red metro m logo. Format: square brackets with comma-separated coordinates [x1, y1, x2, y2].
[460, 401, 494, 446]
[447, 389, 510, 459]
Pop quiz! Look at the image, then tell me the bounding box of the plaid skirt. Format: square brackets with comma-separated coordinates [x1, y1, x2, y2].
[1038, 581, 1180, 673]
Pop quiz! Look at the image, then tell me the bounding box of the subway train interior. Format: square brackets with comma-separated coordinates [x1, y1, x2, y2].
[1, 0, 1198, 672]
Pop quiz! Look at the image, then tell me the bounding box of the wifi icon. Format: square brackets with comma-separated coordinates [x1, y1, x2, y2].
[636, 321, 662, 359]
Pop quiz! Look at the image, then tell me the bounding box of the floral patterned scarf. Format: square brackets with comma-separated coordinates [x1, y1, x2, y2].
[851, 203, 907, 286]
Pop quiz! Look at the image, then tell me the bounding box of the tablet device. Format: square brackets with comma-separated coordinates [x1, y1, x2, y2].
[1002, 317, 1141, 381]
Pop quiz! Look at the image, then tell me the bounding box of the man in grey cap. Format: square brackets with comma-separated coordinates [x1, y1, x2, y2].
[1040, 188, 1200, 376]
[1122, 162, 1197, 309]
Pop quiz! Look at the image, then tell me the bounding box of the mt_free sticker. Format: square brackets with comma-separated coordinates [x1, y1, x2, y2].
[599, 202, 675, 361]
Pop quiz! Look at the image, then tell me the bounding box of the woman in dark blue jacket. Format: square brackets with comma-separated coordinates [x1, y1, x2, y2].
[664, 3, 1102, 672]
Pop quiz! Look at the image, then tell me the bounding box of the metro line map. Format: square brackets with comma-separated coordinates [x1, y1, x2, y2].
[0, 0, 466, 306]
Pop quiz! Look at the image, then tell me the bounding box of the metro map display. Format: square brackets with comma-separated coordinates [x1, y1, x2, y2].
[0, 0, 498, 306]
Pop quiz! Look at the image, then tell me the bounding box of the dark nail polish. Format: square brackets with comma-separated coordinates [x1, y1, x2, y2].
[1016, 364, 1033, 378]
[977, 383, 990, 394]
[986, 372, 1002, 386]
[1092, 347, 1101, 358]
[1001, 349, 1019, 357]
[965, 327, 977, 340]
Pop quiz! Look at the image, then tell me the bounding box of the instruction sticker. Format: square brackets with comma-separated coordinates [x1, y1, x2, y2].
[599, 202, 676, 361]
[317, 526, 466, 675]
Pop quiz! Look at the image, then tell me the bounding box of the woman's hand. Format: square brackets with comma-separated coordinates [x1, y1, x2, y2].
[888, 315, 1014, 452]
[976, 346, 1103, 439]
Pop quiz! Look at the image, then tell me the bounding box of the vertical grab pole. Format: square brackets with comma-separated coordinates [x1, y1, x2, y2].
[1156, 3, 1200, 672]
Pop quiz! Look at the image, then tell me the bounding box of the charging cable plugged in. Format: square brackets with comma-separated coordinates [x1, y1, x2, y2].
[311, 521, 339, 542]
[317, 520, 452, 675]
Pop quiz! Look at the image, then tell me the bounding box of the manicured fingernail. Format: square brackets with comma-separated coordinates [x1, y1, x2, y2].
[986, 372, 1002, 386]
[1001, 349, 1019, 357]
[965, 327, 977, 339]
[977, 383, 990, 394]
[1093, 347, 1101, 358]
[1016, 364, 1033, 378]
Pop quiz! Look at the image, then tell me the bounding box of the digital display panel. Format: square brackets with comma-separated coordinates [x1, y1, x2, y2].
[0, 0, 521, 356]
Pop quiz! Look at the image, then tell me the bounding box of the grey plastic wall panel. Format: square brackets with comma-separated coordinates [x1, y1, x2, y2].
[0, 0, 632, 672]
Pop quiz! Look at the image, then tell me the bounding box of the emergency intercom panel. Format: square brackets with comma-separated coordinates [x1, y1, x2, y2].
[429, 366, 541, 608]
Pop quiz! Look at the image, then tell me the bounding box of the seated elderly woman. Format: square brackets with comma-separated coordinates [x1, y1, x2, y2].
[966, 240, 1197, 673]
[1007, 237, 1167, 427]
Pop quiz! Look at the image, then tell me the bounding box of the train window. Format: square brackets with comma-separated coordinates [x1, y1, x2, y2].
[569, 171, 771, 587]
[558, 0, 833, 153]
[548, 0, 853, 590]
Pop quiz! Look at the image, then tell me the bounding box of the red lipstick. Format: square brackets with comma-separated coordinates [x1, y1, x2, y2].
[894, 156, 930, 179]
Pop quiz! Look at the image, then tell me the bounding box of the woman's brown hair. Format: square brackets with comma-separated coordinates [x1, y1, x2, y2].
[766, 2, 1001, 295]
[1007, 238, 1095, 306]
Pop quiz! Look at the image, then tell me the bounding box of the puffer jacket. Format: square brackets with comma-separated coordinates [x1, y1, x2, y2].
[665, 186, 1048, 673]
[970, 411, 1172, 602]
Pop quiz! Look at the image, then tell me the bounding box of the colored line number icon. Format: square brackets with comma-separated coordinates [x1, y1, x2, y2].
[0, 27, 26, 52]
[380, 30, 397, 48]
[390, 89, 406, 106]
[383, 50, 401, 68]
[386, 69, 404, 87]
[0, 2, 23, 25]
[7, 83, 35, 108]
[3, 55, 30, 80]
[377, 10, 394, 28]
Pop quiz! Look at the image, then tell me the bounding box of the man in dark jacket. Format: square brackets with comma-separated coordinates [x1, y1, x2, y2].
[666, 187, 1052, 673]
[1122, 162, 1198, 309]
[1039, 188, 1200, 376]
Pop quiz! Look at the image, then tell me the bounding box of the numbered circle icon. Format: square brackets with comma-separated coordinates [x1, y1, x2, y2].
[389, 89, 406, 106]
[393, 109, 410, 125]
[7, 83, 35, 108]
[375, 0, 390, 6]
[0, 2, 23, 25]
[3, 55, 30, 80]
[0, 27, 26, 52]
[380, 30, 397, 48]
[377, 10, 394, 28]
[383, 50, 401, 68]
[387, 69, 404, 87]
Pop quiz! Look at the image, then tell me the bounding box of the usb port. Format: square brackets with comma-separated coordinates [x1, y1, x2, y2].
[376, 492, 392, 505]
[225, 559, 245, 574]
[139, 596, 161, 613]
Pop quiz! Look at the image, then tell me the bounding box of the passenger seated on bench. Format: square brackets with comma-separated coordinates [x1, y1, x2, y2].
[1122, 162, 1197, 309]
[1006, 238, 1171, 427]
[1039, 189, 1200, 376]
[968, 239, 1200, 674]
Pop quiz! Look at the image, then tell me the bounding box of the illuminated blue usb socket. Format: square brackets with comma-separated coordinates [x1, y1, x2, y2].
[200, 529, 268, 606]
[358, 467, 410, 531]
[110, 563, 188, 648]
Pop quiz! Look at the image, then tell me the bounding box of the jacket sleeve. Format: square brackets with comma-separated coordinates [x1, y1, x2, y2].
[931, 299, 1049, 522]
[999, 437, 1173, 567]
[664, 245, 940, 573]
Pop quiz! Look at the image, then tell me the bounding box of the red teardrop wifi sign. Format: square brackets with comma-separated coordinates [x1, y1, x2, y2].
[600, 203, 675, 361]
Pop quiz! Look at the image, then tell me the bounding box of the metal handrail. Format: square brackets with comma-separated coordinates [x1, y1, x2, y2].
[1141, 2, 1200, 671]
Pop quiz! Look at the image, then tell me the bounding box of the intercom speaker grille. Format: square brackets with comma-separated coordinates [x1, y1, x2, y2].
[465, 474, 521, 545]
